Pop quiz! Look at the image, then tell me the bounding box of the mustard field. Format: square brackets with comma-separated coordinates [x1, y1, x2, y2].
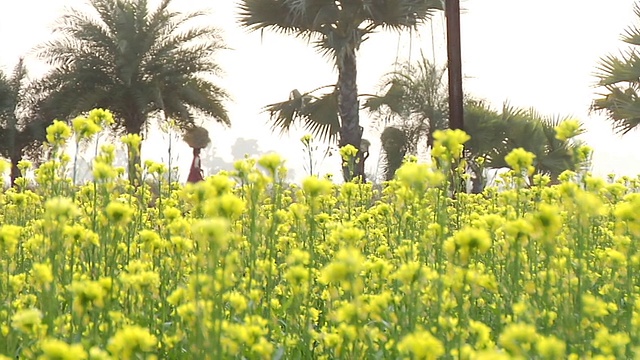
[0, 116, 638, 359]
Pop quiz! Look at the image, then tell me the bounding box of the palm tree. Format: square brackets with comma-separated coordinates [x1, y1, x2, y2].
[593, 2, 640, 134]
[35, 0, 230, 181]
[490, 105, 585, 183]
[365, 57, 449, 181]
[0, 60, 52, 185]
[239, 0, 443, 181]
[366, 55, 449, 151]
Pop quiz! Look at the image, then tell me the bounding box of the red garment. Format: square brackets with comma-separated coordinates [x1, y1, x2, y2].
[187, 148, 204, 183]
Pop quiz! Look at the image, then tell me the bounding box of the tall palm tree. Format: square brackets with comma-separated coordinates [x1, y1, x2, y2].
[239, 0, 443, 181]
[593, 2, 640, 134]
[0, 60, 52, 185]
[35, 0, 230, 179]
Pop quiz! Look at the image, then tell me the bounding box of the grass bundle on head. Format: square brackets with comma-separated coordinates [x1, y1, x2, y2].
[183, 126, 211, 149]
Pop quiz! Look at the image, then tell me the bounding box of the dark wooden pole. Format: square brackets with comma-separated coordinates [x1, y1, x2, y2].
[446, 0, 464, 131]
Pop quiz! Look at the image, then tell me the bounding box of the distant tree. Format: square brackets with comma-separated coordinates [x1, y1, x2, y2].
[35, 0, 231, 182]
[593, 2, 640, 134]
[231, 138, 260, 160]
[0, 59, 52, 185]
[462, 101, 589, 191]
[364, 57, 449, 181]
[365, 55, 449, 152]
[240, 0, 443, 181]
[367, 58, 587, 191]
[487, 104, 586, 184]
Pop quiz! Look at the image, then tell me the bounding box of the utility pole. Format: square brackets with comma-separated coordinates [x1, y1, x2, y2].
[445, 0, 464, 131]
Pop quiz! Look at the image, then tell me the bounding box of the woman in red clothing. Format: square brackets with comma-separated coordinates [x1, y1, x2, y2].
[183, 126, 210, 184]
[187, 147, 204, 183]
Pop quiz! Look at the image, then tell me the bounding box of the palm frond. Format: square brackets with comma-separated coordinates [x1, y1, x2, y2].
[596, 51, 640, 86]
[264, 86, 340, 143]
[239, 0, 332, 35]
[364, 0, 443, 30]
[593, 3, 640, 135]
[363, 80, 406, 114]
[622, 3, 640, 46]
[593, 84, 640, 134]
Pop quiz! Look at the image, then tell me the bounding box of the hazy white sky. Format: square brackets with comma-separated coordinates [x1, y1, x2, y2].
[0, 0, 638, 181]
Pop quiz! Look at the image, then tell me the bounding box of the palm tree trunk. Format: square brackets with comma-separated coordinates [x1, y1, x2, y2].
[10, 157, 20, 187]
[337, 47, 364, 182]
[470, 171, 483, 194]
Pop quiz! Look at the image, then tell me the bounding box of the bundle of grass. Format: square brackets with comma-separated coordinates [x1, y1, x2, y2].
[183, 126, 211, 150]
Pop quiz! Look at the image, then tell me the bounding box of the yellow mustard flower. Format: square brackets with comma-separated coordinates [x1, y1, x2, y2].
[284, 265, 309, 288]
[192, 217, 230, 250]
[395, 162, 445, 193]
[224, 291, 248, 313]
[529, 203, 563, 242]
[46, 120, 72, 146]
[504, 147, 536, 176]
[38, 338, 87, 360]
[204, 193, 245, 219]
[32, 263, 54, 289]
[554, 119, 583, 141]
[536, 335, 566, 359]
[11, 308, 43, 333]
[592, 328, 630, 357]
[107, 325, 157, 360]
[44, 197, 79, 223]
[432, 129, 470, 161]
[88, 108, 115, 127]
[445, 226, 492, 264]
[320, 247, 365, 285]
[87, 347, 111, 360]
[302, 176, 333, 197]
[0, 224, 21, 256]
[145, 160, 166, 176]
[498, 323, 538, 357]
[258, 152, 284, 176]
[121, 133, 142, 154]
[72, 116, 101, 141]
[69, 279, 107, 314]
[92, 161, 117, 182]
[392, 261, 426, 287]
[330, 225, 364, 246]
[397, 328, 445, 360]
[104, 201, 135, 227]
[339, 144, 358, 160]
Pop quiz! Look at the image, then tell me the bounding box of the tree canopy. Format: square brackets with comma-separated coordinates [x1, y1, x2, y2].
[35, 0, 230, 138]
